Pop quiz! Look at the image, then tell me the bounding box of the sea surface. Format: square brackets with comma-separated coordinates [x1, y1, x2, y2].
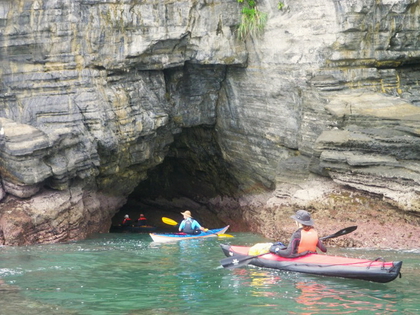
[0, 232, 419, 315]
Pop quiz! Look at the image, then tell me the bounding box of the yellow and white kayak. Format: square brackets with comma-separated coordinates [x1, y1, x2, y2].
[149, 226, 230, 242]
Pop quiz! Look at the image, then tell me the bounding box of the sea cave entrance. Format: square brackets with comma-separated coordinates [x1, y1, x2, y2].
[110, 126, 240, 231]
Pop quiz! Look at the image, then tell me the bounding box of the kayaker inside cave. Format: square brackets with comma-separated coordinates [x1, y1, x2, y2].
[269, 210, 327, 258]
[122, 214, 132, 226]
[179, 210, 208, 235]
[136, 214, 148, 226]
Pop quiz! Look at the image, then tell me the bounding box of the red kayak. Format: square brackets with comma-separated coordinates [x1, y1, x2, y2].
[220, 244, 402, 283]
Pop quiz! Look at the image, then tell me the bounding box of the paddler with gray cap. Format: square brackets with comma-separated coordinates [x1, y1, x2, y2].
[269, 210, 327, 257]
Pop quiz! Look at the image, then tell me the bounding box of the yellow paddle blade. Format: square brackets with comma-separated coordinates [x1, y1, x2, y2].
[162, 217, 178, 226]
[217, 234, 234, 238]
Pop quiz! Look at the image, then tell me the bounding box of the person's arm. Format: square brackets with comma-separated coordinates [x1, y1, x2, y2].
[317, 238, 327, 253]
[179, 221, 185, 232]
[192, 220, 207, 231]
[270, 230, 301, 257]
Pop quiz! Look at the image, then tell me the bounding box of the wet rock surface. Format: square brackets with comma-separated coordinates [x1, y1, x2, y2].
[0, 0, 420, 245]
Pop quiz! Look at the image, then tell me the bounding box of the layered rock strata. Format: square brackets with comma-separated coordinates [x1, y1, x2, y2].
[0, 0, 419, 246]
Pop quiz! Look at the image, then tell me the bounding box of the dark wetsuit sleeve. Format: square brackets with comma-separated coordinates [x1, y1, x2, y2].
[317, 239, 327, 253]
[273, 229, 302, 258]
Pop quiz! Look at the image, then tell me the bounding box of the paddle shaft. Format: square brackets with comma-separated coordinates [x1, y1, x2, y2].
[320, 226, 357, 240]
[220, 225, 357, 269]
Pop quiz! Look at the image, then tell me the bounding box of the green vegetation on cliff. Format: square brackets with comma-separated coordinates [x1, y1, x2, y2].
[237, 0, 284, 40]
[237, 0, 267, 40]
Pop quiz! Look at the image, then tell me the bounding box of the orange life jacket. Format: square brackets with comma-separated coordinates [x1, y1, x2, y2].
[297, 228, 319, 253]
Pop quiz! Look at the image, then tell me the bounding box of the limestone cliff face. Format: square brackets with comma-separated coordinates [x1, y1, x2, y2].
[0, 0, 419, 245]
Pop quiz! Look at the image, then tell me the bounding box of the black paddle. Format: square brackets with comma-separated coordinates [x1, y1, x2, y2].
[220, 225, 357, 269]
[319, 225, 357, 241]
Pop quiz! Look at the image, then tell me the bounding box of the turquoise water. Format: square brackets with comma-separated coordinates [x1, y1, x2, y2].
[0, 232, 419, 315]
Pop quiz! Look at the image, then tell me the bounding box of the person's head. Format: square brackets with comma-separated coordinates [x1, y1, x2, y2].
[124, 214, 129, 219]
[139, 214, 144, 217]
[291, 210, 314, 228]
[181, 210, 192, 219]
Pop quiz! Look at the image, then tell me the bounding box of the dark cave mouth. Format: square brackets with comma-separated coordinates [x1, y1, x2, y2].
[110, 126, 240, 229]
[109, 63, 242, 229]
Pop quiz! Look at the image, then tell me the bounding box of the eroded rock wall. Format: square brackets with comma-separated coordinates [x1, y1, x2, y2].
[0, 0, 245, 245]
[206, 0, 420, 247]
[213, 0, 420, 213]
[0, 0, 420, 246]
